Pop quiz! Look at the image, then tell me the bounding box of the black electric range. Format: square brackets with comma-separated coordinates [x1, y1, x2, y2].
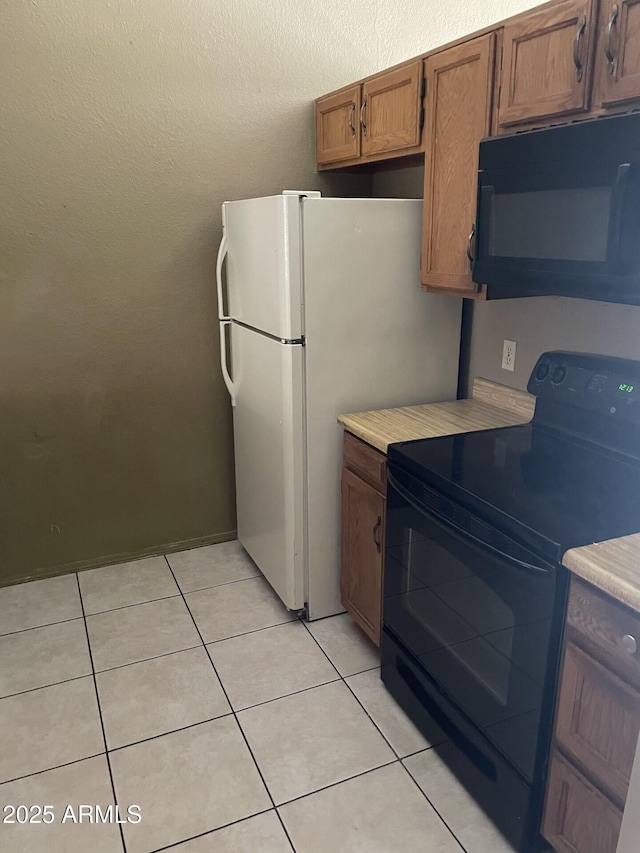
[381, 351, 640, 853]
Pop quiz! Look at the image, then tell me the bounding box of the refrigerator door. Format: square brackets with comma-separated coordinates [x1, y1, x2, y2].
[301, 197, 462, 620]
[230, 321, 305, 611]
[223, 192, 317, 340]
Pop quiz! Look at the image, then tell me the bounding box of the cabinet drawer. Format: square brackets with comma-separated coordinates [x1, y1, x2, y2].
[343, 432, 387, 492]
[542, 752, 622, 853]
[555, 641, 640, 805]
[567, 576, 640, 688]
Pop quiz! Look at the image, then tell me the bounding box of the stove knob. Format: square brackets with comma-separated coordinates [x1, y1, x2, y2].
[535, 362, 550, 382]
[622, 634, 637, 655]
[551, 364, 567, 385]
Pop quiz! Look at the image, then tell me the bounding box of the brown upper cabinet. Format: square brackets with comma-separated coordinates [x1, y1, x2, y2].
[593, 0, 640, 108]
[498, 0, 597, 128]
[315, 60, 424, 168]
[360, 61, 423, 157]
[317, 0, 640, 170]
[315, 85, 361, 166]
[499, 0, 640, 128]
[314, 0, 640, 300]
[421, 33, 497, 295]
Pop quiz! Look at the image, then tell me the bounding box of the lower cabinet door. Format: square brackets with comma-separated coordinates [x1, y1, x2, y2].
[542, 752, 623, 853]
[554, 641, 640, 805]
[340, 467, 385, 645]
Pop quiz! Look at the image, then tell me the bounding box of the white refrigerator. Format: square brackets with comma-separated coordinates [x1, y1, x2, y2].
[216, 191, 461, 620]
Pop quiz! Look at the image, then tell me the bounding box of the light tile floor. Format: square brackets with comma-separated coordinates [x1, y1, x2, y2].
[0, 541, 516, 852]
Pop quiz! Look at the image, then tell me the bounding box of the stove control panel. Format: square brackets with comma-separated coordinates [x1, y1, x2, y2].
[528, 351, 640, 425]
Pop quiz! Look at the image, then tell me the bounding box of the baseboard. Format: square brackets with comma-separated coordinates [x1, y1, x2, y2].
[2, 529, 238, 588]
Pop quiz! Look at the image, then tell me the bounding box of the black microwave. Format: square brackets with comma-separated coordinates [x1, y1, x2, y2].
[472, 112, 640, 305]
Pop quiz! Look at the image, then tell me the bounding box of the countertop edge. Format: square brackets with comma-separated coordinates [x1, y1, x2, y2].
[562, 535, 640, 614]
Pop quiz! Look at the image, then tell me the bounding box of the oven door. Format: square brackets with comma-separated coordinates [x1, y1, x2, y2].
[382, 463, 566, 850]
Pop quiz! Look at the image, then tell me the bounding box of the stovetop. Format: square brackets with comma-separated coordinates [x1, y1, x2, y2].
[388, 421, 640, 562]
[388, 351, 640, 564]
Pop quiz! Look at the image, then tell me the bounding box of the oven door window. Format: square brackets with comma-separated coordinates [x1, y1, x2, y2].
[384, 477, 556, 782]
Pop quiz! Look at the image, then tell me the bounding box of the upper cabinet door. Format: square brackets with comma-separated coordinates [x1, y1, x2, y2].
[315, 85, 361, 166]
[421, 33, 496, 294]
[498, 0, 597, 128]
[594, 0, 640, 107]
[360, 61, 423, 157]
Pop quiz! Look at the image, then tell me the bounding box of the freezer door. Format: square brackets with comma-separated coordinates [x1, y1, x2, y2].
[223, 193, 306, 340]
[230, 322, 305, 611]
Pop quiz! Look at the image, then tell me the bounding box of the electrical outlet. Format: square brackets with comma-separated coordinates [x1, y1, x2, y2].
[502, 339, 516, 372]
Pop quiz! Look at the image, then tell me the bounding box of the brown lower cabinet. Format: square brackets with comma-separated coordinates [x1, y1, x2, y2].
[543, 753, 623, 853]
[340, 432, 387, 645]
[542, 575, 640, 852]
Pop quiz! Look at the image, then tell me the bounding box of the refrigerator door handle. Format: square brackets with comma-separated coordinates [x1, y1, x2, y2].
[216, 233, 230, 321]
[219, 319, 236, 406]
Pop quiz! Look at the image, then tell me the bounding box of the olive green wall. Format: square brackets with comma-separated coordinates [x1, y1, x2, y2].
[0, 0, 548, 585]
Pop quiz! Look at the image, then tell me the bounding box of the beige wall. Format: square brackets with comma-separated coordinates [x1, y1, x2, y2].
[0, 0, 548, 585]
[468, 298, 640, 393]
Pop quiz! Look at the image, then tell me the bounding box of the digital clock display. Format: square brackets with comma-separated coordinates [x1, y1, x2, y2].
[619, 383, 635, 393]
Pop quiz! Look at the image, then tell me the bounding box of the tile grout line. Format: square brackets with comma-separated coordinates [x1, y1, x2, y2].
[0, 752, 107, 788]
[294, 619, 467, 836]
[162, 556, 296, 853]
[75, 572, 128, 853]
[81, 569, 265, 620]
[146, 807, 275, 853]
[401, 757, 469, 853]
[2, 554, 469, 851]
[20, 551, 466, 850]
[0, 671, 94, 702]
[274, 756, 401, 809]
[299, 618, 467, 850]
[0, 614, 84, 639]
[0, 610, 375, 758]
[92, 643, 203, 675]
[298, 618, 403, 756]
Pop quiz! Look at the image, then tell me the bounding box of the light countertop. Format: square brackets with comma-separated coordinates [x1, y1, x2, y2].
[337, 378, 534, 453]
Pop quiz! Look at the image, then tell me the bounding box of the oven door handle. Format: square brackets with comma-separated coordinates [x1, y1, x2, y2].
[387, 471, 550, 574]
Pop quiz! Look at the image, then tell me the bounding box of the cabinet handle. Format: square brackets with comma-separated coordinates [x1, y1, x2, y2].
[605, 4, 619, 75]
[360, 98, 368, 136]
[573, 14, 587, 82]
[373, 515, 382, 553]
[466, 224, 476, 270]
[348, 101, 356, 136]
[622, 634, 637, 655]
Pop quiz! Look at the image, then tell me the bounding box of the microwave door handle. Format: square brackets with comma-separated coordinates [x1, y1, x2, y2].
[387, 471, 549, 574]
[607, 163, 632, 268]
